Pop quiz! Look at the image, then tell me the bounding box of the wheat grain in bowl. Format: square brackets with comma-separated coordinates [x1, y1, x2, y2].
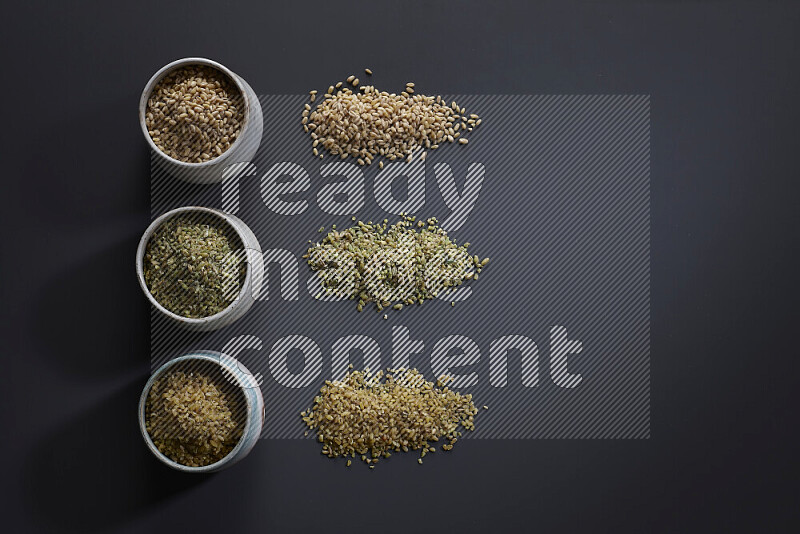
[145, 65, 245, 163]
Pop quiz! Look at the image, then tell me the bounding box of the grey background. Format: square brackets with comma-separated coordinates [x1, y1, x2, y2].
[151, 94, 650, 439]
[1, 1, 797, 533]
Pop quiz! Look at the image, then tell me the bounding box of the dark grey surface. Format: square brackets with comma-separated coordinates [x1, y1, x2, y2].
[1, 1, 797, 533]
[149, 93, 651, 440]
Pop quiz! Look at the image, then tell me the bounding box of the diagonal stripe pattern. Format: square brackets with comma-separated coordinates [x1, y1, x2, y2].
[148, 94, 650, 440]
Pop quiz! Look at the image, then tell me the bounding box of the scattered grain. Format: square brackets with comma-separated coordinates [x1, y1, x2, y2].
[306, 215, 488, 312]
[301, 368, 478, 467]
[302, 79, 481, 165]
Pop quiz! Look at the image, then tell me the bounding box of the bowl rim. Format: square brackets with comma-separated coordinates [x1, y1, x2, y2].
[135, 206, 253, 325]
[138, 57, 251, 168]
[138, 351, 261, 473]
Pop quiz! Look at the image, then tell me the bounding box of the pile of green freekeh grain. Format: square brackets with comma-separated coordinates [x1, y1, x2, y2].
[145, 371, 243, 467]
[143, 217, 245, 318]
[301, 368, 479, 468]
[304, 215, 490, 312]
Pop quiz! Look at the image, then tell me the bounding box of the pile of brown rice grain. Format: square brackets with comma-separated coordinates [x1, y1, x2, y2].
[300, 367, 478, 468]
[145, 65, 245, 163]
[303, 74, 482, 165]
[145, 370, 243, 467]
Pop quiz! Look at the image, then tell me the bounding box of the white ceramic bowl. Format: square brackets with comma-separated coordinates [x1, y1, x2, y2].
[136, 206, 264, 332]
[139, 57, 263, 184]
[138, 351, 265, 473]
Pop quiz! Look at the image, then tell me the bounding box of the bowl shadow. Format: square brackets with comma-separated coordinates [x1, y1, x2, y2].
[22, 376, 212, 533]
[32, 236, 150, 378]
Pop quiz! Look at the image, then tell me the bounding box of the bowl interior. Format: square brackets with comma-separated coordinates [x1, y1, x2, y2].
[139, 355, 252, 472]
[139, 57, 250, 168]
[136, 207, 252, 324]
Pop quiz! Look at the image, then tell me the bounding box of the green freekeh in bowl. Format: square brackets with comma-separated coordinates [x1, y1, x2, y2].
[142, 214, 246, 318]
